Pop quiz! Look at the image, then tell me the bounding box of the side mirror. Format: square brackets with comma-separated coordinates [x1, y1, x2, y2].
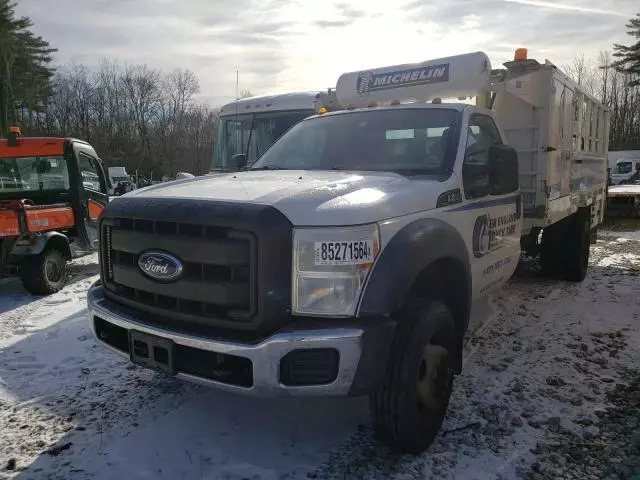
[231, 154, 248, 171]
[488, 145, 519, 195]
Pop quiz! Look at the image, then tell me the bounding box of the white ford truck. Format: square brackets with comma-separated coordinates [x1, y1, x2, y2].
[88, 50, 608, 453]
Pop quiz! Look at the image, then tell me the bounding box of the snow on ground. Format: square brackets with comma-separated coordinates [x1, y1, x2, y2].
[0, 233, 639, 480]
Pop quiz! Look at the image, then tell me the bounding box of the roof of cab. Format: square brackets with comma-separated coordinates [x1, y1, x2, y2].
[303, 102, 471, 121]
[0, 137, 65, 158]
[0, 137, 93, 158]
[219, 91, 324, 116]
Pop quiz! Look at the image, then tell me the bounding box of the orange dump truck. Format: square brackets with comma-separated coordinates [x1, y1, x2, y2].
[0, 127, 110, 294]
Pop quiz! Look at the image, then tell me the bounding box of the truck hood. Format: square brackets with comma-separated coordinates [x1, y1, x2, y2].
[124, 171, 446, 226]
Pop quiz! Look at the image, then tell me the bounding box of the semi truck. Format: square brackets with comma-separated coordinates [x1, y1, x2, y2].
[211, 90, 339, 171]
[108, 166, 134, 196]
[610, 157, 640, 185]
[88, 49, 608, 453]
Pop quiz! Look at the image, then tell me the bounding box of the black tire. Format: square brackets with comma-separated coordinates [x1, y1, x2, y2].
[563, 211, 591, 282]
[370, 299, 456, 454]
[540, 210, 591, 282]
[540, 221, 564, 278]
[19, 247, 68, 295]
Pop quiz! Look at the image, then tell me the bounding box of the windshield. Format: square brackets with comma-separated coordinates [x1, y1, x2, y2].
[211, 110, 314, 171]
[0, 155, 70, 194]
[251, 108, 461, 175]
[615, 162, 633, 174]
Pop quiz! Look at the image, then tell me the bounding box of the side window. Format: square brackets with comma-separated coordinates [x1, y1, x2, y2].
[463, 115, 503, 199]
[78, 153, 106, 194]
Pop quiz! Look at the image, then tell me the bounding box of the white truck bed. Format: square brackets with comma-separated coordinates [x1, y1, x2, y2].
[492, 60, 608, 234]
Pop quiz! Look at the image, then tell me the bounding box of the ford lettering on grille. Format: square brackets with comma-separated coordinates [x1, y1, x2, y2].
[138, 251, 183, 282]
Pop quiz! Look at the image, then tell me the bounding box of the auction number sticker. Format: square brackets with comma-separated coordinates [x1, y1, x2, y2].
[314, 240, 375, 266]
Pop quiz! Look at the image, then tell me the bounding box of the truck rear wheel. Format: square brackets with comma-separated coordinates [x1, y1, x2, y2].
[563, 210, 591, 282]
[540, 209, 591, 282]
[370, 299, 456, 454]
[19, 247, 68, 295]
[540, 222, 563, 277]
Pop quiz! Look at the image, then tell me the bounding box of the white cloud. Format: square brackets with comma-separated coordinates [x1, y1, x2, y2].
[501, 0, 631, 17]
[14, 0, 638, 107]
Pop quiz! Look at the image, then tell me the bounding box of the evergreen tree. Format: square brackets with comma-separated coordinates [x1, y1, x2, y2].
[611, 13, 640, 86]
[0, 0, 56, 134]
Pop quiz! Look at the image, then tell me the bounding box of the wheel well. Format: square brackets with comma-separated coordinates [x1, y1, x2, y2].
[46, 235, 71, 260]
[406, 258, 470, 372]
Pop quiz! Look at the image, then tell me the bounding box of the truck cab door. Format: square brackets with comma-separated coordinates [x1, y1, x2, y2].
[72, 145, 109, 252]
[462, 114, 522, 298]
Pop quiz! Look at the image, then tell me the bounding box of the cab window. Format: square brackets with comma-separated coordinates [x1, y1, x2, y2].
[78, 153, 107, 194]
[0, 156, 69, 193]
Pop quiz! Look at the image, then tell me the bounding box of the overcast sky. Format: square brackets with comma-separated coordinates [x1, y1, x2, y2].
[15, 0, 638, 107]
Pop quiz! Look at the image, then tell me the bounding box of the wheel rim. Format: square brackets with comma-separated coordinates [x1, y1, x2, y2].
[416, 343, 453, 427]
[45, 257, 63, 284]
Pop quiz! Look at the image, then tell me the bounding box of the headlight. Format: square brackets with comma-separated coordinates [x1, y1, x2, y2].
[292, 224, 380, 317]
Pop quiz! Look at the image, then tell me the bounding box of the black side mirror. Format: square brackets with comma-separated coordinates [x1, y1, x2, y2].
[462, 146, 491, 198]
[488, 145, 519, 195]
[231, 154, 248, 171]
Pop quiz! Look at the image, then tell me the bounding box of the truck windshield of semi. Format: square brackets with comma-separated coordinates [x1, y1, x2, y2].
[211, 91, 339, 171]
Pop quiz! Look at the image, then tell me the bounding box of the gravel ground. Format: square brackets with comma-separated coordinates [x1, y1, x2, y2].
[1, 229, 639, 480]
[307, 232, 640, 480]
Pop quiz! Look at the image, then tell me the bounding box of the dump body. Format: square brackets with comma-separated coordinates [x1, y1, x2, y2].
[492, 61, 609, 234]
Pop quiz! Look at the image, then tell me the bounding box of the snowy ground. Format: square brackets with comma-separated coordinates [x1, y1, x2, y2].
[0, 231, 639, 480]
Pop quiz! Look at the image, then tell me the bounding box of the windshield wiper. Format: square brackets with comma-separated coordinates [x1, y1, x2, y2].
[251, 165, 288, 170]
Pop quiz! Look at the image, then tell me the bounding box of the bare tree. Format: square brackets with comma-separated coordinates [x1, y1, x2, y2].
[563, 53, 596, 96]
[25, 60, 220, 177]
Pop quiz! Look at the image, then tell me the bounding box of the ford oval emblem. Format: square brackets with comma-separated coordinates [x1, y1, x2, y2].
[138, 251, 183, 282]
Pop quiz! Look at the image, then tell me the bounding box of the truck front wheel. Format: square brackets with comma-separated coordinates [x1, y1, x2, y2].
[370, 299, 456, 454]
[19, 247, 68, 295]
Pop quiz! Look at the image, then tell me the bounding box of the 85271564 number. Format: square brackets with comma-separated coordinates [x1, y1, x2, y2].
[314, 240, 374, 265]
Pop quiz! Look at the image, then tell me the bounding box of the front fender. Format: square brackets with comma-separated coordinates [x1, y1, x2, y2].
[358, 217, 471, 317]
[9, 232, 70, 258]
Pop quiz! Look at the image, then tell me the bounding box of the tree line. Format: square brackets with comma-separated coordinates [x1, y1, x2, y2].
[22, 61, 221, 177]
[563, 14, 640, 151]
[0, 0, 225, 177]
[564, 51, 640, 151]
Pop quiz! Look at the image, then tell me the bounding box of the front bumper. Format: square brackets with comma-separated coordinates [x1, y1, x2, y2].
[88, 283, 394, 396]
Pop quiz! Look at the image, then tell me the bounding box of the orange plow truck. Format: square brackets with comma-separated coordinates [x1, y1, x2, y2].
[0, 127, 110, 294]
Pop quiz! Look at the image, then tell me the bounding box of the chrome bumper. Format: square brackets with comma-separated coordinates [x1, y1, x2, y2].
[87, 284, 364, 396]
